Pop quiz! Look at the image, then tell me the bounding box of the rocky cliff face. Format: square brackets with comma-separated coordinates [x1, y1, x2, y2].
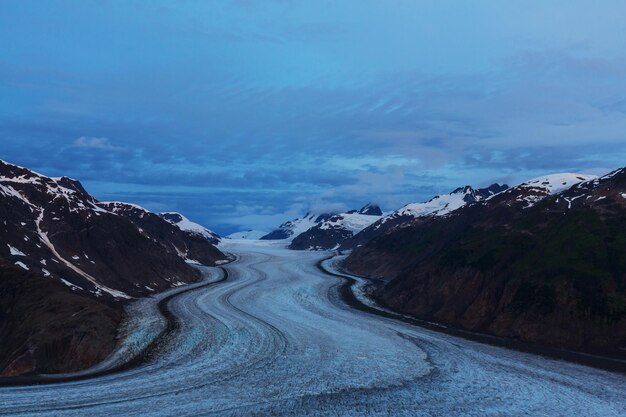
[0, 159, 228, 376]
[344, 170, 625, 356]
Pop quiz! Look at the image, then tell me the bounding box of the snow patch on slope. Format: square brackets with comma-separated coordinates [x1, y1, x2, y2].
[14, 261, 29, 270]
[319, 212, 382, 233]
[396, 191, 467, 218]
[160, 212, 220, 242]
[8, 245, 26, 256]
[263, 213, 332, 240]
[377, 187, 477, 227]
[498, 173, 598, 208]
[518, 173, 598, 194]
[286, 214, 327, 239]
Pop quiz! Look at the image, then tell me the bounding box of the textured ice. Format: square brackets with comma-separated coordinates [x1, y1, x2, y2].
[0, 241, 624, 416]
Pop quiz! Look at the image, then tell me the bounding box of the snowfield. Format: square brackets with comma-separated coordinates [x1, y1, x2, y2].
[159, 212, 220, 242]
[517, 173, 598, 194]
[1, 240, 624, 416]
[492, 172, 598, 209]
[393, 188, 473, 218]
[318, 211, 382, 233]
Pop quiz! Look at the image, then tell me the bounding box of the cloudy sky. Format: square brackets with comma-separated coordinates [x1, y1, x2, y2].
[1, 1, 625, 233]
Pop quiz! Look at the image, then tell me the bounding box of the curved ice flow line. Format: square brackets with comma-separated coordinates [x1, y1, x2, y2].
[30, 264, 227, 381]
[0, 240, 624, 416]
[321, 255, 626, 372]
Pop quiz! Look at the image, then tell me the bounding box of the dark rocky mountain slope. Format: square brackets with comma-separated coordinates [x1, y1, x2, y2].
[0, 160, 228, 376]
[100, 203, 225, 266]
[0, 260, 121, 377]
[344, 171, 625, 356]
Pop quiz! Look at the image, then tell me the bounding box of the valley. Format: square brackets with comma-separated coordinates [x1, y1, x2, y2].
[1, 240, 623, 416]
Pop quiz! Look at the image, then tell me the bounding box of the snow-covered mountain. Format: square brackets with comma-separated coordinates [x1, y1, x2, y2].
[0, 159, 230, 376]
[553, 168, 626, 210]
[346, 184, 508, 250]
[159, 212, 221, 245]
[348, 174, 598, 251]
[345, 171, 602, 275]
[226, 230, 268, 240]
[0, 159, 227, 300]
[385, 184, 507, 222]
[343, 167, 626, 357]
[268, 173, 600, 252]
[260, 212, 334, 240]
[289, 204, 384, 250]
[485, 173, 597, 209]
[355, 202, 383, 216]
[99, 202, 226, 266]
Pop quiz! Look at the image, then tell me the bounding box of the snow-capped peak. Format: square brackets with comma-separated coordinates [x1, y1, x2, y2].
[318, 210, 383, 233]
[393, 186, 475, 219]
[358, 203, 383, 216]
[489, 173, 598, 209]
[374, 184, 508, 227]
[260, 212, 334, 240]
[517, 173, 598, 195]
[159, 212, 220, 243]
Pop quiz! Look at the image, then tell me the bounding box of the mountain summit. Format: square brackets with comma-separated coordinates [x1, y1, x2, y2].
[345, 183, 508, 250]
[260, 212, 334, 240]
[357, 203, 383, 216]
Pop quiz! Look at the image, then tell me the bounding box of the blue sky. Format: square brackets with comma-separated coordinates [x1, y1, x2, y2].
[1, 1, 626, 234]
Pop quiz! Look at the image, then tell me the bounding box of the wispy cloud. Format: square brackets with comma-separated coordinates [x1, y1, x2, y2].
[1, 1, 625, 233]
[73, 136, 126, 152]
